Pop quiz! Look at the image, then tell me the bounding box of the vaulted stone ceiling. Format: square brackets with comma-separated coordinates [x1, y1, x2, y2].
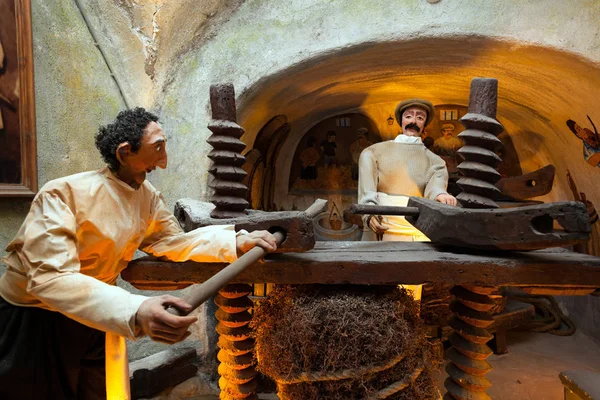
[77, 0, 241, 107]
[235, 37, 600, 205]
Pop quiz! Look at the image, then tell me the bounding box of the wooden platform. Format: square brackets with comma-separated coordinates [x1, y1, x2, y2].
[122, 242, 600, 290]
[489, 300, 535, 354]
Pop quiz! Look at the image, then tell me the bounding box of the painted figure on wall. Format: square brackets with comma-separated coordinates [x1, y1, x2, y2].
[289, 113, 382, 193]
[320, 130, 337, 166]
[0, 38, 18, 134]
[349, 127, 373, 180]
[567, 116, 600, 167]
[432, 123, 463, 173]
[299, 136, 320, 180]
[0, 37, 19, 111]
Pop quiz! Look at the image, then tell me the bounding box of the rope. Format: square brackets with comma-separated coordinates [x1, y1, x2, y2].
[277, 353, 430, 400]
[276, 352, 408, 384]
[363, 360, 424, 400]
[509, 294, 576, 336]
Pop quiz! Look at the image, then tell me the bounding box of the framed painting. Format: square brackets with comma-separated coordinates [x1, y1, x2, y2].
[0, 0, 36, 196]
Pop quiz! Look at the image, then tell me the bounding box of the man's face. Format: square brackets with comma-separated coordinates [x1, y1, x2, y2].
[328, 135, 336, 142]
[401, 106, 427, 137]
[442, 126, 455, 138]
[118, 121, 168, 189]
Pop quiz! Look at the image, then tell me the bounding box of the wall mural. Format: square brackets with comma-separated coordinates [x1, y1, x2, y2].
[430, 123, 463, 173]
[566, 116, 600, 168]
[288, 106, 522, 198]
[289, 113, 381, 194]
[424, 107, 468, 177]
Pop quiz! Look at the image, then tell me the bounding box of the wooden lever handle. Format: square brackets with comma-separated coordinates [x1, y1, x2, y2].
[349, 203, 420, 217]
[168, 198, 328, 316]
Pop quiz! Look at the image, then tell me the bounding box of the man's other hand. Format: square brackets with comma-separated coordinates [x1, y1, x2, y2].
[435, 193, 457, 206]
[368, 215, 389, 234]
[236, 230, 277, 255]
[136, 295, 197, 344]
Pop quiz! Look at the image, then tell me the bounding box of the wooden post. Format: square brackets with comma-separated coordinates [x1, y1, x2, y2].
[207, 84, 258, 400]
[207, 84, 249, 218]
[445, 78, 504, 400]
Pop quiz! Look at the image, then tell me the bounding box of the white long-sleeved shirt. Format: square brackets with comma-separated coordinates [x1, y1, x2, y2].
[0, 168, 238, 339]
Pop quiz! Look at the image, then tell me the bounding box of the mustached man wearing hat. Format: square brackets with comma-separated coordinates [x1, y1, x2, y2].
[358, 99, 457, 300]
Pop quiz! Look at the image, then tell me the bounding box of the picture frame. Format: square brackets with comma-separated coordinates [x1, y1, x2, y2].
[0, 0, 37, 196]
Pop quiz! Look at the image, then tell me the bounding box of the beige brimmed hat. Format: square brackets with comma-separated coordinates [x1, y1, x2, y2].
[394, 98, 435, 127]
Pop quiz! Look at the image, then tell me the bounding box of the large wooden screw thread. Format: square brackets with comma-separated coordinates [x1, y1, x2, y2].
[208, 84, 257, 400]
[208, 84, 249, 219]
[445, 78, 504, 400]
[444, 286, 494, 400]
[456, 78, 504, 209]
[216, 284, 258, 400]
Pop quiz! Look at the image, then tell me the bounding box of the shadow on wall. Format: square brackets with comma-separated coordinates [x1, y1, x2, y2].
[505, 130, 547, 168]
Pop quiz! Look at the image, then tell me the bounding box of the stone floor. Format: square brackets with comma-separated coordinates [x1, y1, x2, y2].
[159, 331, 600, 399]
[481, 331, 600, 400]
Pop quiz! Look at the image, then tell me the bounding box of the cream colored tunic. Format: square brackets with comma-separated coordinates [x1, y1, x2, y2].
[377, 193, 429, 242]
[358, 135, 449, 300]
[0, 168, 238, 339]
[358, 134, 449, 232]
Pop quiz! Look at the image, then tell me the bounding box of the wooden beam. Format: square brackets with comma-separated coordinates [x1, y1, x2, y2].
[129, 347, 197, 399]
[496, 165, 555, 200]
[122, 242, 600, 290]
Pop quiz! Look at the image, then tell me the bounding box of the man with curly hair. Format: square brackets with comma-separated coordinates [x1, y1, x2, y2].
[0, 107, 277, 399]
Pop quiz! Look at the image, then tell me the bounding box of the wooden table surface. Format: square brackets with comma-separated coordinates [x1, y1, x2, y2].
[122, 242, 600, 290]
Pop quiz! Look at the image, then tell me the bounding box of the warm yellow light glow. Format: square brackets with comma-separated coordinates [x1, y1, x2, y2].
[105, 332, 131, 400]
[400, 284, 422, 302]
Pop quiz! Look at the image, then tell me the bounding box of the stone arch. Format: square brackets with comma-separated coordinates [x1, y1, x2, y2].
[234, 37, 600, 212]
[242, 115, 290, 210]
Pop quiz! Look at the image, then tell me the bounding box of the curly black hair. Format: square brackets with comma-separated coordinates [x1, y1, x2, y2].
[95, 107, 159, 170]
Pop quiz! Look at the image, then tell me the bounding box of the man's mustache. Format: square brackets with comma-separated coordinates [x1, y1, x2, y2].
[404, 123, 421, 133]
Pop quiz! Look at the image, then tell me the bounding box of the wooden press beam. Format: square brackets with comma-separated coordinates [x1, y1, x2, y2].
[122, 242, 600, 290]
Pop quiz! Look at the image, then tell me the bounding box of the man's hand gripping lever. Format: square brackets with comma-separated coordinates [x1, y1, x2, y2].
[165, 198, 328, 317]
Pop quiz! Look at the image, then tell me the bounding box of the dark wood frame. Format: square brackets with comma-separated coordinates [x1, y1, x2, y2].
[0, 0, 37, 196]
